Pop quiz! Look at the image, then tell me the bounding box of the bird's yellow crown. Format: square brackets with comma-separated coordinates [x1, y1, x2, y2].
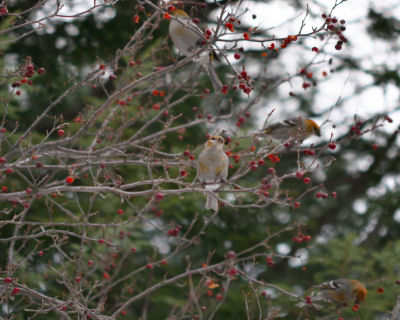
[304, 118, 321, 136]
[171, 9, 189, 18]
[350, 280, 367, 302]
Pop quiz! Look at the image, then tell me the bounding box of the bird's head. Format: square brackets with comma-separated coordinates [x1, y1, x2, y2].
[171, 9, 189, 18]
[206, 135, 225, 149]
[304, 118, 321, 137]
[350, 280, 367, 304]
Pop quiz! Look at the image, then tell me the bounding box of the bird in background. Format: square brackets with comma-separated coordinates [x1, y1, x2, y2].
[297, 279, 367, 310]
[260, 117, 321, 143]
[197, 135, 228, 212]
[168, 8, 223, 92]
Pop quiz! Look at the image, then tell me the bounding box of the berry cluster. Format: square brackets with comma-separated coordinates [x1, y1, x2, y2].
[322, 13, 348, 50]
[10, 57, 46, 95]
[235, 69, 252, 95]
[166, 225, 182, 236]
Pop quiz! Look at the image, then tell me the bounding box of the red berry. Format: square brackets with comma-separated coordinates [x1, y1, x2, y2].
[75, 276, 82, 282]
[88, 260, 93, 266]
[294, 201, 301, 208]
[117, 209, 124, 215]
[38, 251, 43, 256]
[57, 129, 65, 136]
[266, 256, 275, 266]
[66, 176, 74, 184]
[377, 287, 384, 293]
[372, 144, 379, 150]
[243, 32, 250, 40]
[37, 67, 46, 75]
[312, 47, 319, 53]
[16, 90, 21, 95]
[146, 263, 153, 269]
[225, 22, 234, 32]
[268, 167, 275, 174]
[4, 277, 12, 283]
[0, 6, 8, 14]
[303, 177, 311, 184]
[98, 239, 105, 244]
[234, 53, 241, 60]
[215, 293, 223, 301]
[12, 287, 20, 295]
[328, 142, 336, 150]
[296, 171, 304, 178]
[155, 192, 164, 201]
[384, 115, 393, 123]
[250, 164, 258, 171]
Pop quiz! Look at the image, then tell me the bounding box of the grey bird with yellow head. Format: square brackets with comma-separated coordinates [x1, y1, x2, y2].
[262, 117, 321, 142]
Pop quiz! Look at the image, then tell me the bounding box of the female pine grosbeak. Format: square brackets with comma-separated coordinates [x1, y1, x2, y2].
[197, 135, 228, 212]
[261, 117, 321, 142]
[169, 9, 223, 92]
[297, 279, 367, 309]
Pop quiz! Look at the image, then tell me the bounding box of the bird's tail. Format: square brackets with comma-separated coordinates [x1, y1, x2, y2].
[197, 53, 222, 93]
[207, 63, 223, 93]
[205, 192, 219, 212]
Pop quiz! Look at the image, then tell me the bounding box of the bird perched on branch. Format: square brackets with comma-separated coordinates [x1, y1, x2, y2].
[197, 135, 228, 212]
[260, 117, 321, 143]
[168, 8, 223, 92]
[297, 279, 367, 310]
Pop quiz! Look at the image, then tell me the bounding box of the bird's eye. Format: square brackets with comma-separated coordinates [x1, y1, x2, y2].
[218, 137, 224, 144]
[211, 137, 216, 141]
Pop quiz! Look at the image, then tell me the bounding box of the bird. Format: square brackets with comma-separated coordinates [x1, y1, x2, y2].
[261, 117, 321, 142]
[297, 279, 367, 309]
[168, 8, 223, 92]
[197, 135, 229, 212]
